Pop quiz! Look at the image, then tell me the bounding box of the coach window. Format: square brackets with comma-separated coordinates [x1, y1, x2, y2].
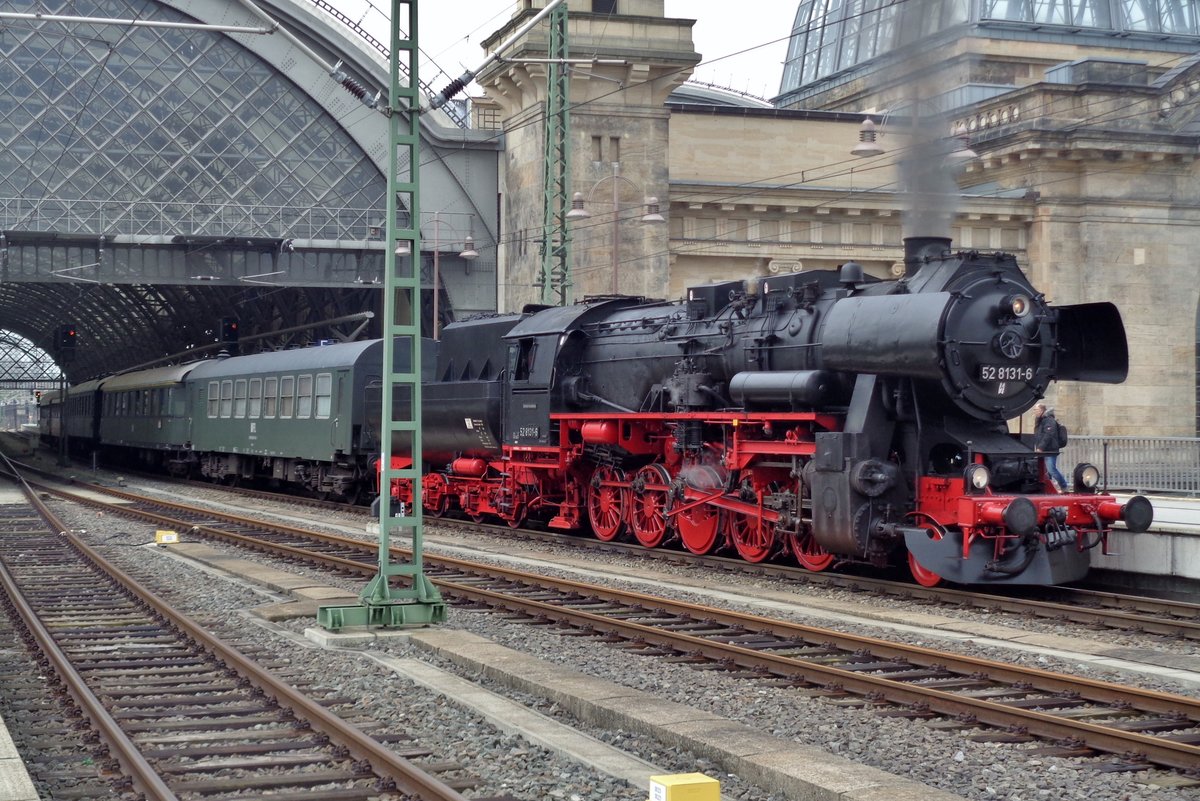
[234, 379, 248, 418]
[207, 381, 220, 418]
[220, 380, 234, 418]
[315, 373, 332, 418]
[280, 376, 295, 418]
[264, 377, 278, 418]
[248, 378, 262, 418]
[297, 374, 313, 419]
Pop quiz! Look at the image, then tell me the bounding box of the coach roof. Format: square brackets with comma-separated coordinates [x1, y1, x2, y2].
[186, 340, 382, 380]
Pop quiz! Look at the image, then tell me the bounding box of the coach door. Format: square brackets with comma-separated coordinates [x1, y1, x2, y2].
[506, 335, 553, 447]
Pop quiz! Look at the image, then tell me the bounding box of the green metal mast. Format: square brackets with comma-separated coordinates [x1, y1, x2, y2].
[319, 0, 445, 630]
[539, 2, 571, 305]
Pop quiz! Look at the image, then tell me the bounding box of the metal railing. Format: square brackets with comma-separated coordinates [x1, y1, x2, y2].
[1062, 436, 1200, 496]
[0, 197, 382, 241]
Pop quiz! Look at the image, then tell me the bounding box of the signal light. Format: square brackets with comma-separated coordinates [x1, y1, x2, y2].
[56, 324, 77, 355]
[220, 317, 239, 343]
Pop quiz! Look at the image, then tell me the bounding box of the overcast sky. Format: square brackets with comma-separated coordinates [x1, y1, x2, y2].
[411, 1, 797, 102]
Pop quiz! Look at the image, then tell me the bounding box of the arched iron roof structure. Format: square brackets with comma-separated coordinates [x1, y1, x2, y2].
[0, 0, 500, 384]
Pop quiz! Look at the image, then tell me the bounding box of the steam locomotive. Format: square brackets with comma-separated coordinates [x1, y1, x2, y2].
[38, 235, 1150, 586]
[389, 236, 1152, 586]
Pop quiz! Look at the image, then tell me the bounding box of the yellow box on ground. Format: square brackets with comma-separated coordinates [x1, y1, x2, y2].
[647, 773, 719, 801]
[155, 530, 179, 544]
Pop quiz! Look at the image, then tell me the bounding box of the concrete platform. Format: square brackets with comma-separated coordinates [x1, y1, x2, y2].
[0, 711, 39, 801]
[398, 628, 963, 801]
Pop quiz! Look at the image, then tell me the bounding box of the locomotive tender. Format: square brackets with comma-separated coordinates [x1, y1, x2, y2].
[401, 236, 1152, 586]
[37, 236, 1152, 586]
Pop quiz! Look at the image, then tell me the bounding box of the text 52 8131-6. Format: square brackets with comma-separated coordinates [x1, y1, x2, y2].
[979, 364, 1034, 382]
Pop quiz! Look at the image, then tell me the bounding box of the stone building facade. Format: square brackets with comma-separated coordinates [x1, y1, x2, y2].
[478, 0, 1200, 437]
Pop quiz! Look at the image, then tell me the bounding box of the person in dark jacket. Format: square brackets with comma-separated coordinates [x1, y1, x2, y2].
[1033, 403, 1068, 491]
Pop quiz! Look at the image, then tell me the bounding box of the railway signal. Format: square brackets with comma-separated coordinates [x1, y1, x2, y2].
[56, 324, 77, 362]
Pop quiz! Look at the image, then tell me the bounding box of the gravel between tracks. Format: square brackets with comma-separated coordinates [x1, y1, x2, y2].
[42, 472, 1200, 801]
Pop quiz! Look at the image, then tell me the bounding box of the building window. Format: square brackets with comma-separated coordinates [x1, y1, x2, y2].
[593, 0, 617, 13]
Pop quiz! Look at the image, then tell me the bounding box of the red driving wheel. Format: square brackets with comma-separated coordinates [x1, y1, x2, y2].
[907, 526, 946, 587]
[678, 502, 723, 554]
[729, 512, 773, 562]
[587, 465, 627, 541]
[630, 464, 672, 547]
[787, 528, 834, 572]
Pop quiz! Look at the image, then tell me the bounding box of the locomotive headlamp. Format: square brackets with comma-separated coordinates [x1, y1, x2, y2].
[1005, 293, 1032, 318]
[1073, 463, 1101, 492]
[964, 464, 991, 492]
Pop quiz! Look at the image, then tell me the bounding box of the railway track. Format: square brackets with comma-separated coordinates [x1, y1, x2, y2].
[0, 465, 480, 801]
[29, 457, 1200, 641]
[25, 475, 1200, 779]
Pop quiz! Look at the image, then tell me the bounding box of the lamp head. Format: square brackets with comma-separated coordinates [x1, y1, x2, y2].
[566, 191, 591, 220]
[851, 116, 885, 158]
[945, 121, 979, 168]
[458, 236, 479, 260]
[641, 197, 665, 223]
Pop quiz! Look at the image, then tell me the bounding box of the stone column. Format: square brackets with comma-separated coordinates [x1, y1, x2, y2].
[477, 0, 698, 311]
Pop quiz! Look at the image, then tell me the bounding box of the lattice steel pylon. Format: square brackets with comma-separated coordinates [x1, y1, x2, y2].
[539, 2, 571, 305]
[318, 0, 445, 630]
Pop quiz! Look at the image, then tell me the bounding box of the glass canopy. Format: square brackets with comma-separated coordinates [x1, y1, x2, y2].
[780, 0, 1200, 95]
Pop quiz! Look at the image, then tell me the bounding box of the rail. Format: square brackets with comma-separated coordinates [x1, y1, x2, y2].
[1063, 436, 1200, 496]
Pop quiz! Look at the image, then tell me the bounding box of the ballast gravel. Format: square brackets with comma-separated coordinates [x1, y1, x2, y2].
[39, 475, 1200, 801]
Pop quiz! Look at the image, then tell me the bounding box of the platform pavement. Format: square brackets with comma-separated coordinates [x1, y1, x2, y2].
[0, 722, 38, 801]
[1105, 493, 1200, 583]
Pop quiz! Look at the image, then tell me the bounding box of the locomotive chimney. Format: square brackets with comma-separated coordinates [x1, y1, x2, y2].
[902, 237, 952, 277]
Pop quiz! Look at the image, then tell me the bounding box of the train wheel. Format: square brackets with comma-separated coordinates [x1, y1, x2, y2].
[678, 503, 723, 555]
[629, 464, 672, 547]
[423, 474, 450, 518]
[587, 466, 627, 541]
[788, 528, 834, 572]
[729, 512, 774, 562]
[907, 526, 945, 587]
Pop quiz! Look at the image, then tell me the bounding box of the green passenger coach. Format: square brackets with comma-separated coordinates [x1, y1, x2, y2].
[185, 340, 384, 501]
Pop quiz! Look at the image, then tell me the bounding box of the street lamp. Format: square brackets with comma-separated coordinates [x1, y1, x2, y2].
[566, 162, 665, 295]
[395, 212, 478, 339]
